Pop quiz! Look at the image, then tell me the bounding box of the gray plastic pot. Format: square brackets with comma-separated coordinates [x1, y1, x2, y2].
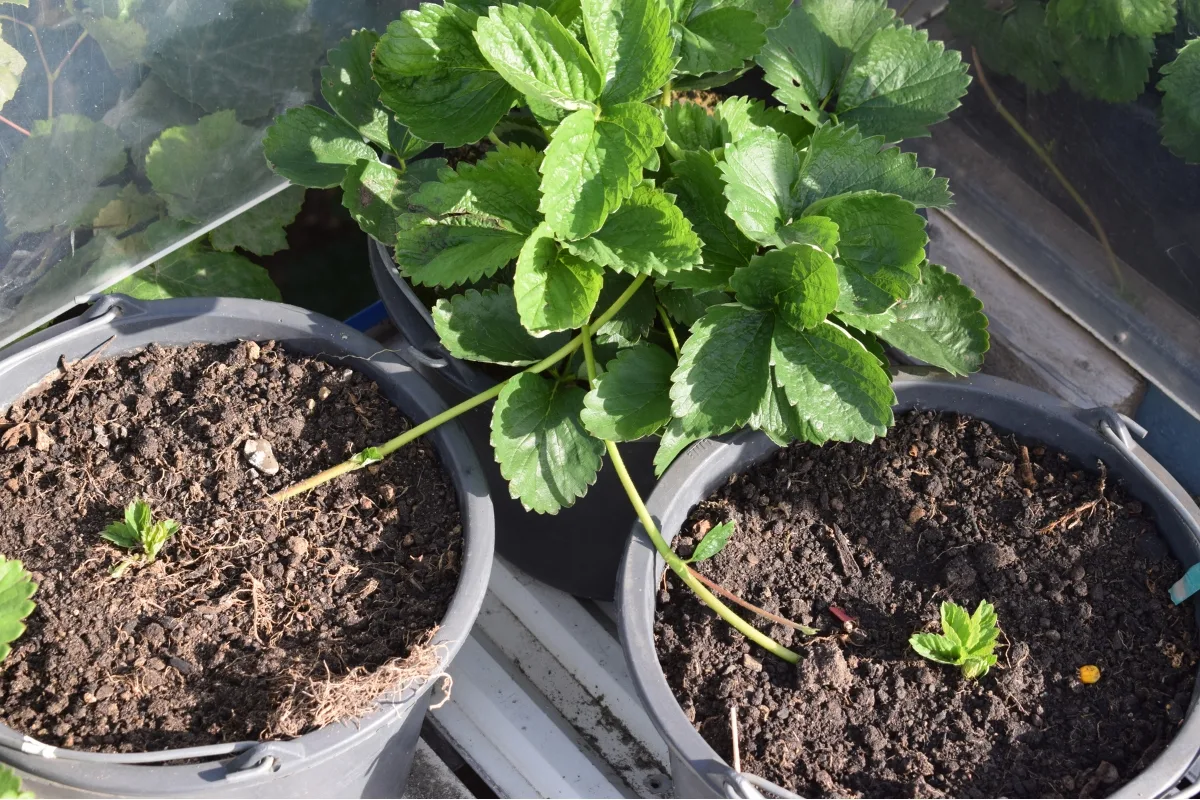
[617, 369, 1200, 799]
[0, 295, 495, 798]
[368, 238, 657, 600]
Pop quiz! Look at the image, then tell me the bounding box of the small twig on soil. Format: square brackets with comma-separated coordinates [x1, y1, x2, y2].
[686, 567, 818, 636]
[730, 706, 742, 773]
[1019, 445, 1037, 488]
[64, 336, 115, 404]
[828, 523, 862, 579]
[1039, 462, 1108, 534]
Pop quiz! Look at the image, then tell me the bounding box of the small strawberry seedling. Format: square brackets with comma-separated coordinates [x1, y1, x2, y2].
[101, 499, 180, 577]
[910, 599, 1000, 679]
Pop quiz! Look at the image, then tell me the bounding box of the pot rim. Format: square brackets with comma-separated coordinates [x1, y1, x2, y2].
[617, 368, 1200, 800]
[0, 295, 495, 790]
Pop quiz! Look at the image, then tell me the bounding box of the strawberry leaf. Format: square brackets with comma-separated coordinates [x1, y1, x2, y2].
[690, 520, 735, 563]
[434, 285, 572, 365]
[263, 106, 375, 189]
[539, 102, 665, 240]
[321, 29, 397, 150]
[670, 304, 774, 437]
[732, 244, 839, 330]
[583, 0, 677, 104]
[582, 343, 676, 440]
[665, 150, 756, 290]
[1159, 39, 1200, 164]
[374, 3, 520, 147]
[563, 185, 702, 276]
[1048, 0, 1177, 39]
[491, 373, 604, 513]
[515, 223, 605, 333]
[211, 186, 305, 256]
[770, 320, 894, 442]
[653, 418, 698, 477]
[0, 556, 35, 663]
[476, 4, 603, 109]
[719, 126, 800, 247]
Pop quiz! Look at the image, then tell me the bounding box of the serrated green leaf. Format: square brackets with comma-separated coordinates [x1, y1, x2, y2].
[670, 304, 774, 436]
[968, 599, 999, 652]
[83, 14, 147, 71]
[664, 101, 724, 158]
[322, 29, 394, 149]
[374, 2, 520, 147]
[690, 519, 735, 562]
[396, 216, 527, 288]
[147, 0, 320, 120]
[750, 371, 823, 445]
[92, 184, 162, 232]
[142, 519, 179, 561]
[0, 115, 127, 235]
[127, 499, 151, 535]
[581, 343, 675, 440]
[106, 249, 281, 301]
[835, 25, 970, 142]
[755, 3, 842, 128]
[0, 556, 35, 664]
[961, 654, 996, 679]
[719, 126, 799, 246]
[948, 0, 1060, 94]
[664, 150, 755, 289]
[148, 111, 277, 223]
[713, 96, 815, 146]
[101, 75, 202, 169]
[1048, 0, 1177, 38]
[862, 262, 989, 376]
[795, 122, 952, 210]
[539, 102, 665, 240]
[940, 600, 972, 649]
[778, 215, 840, 252]
[476, 3, 601, 108]
[657, 284, 731, 326]
[515, 222, 605, 333]
[0, 764, 31, 799]
[584, 0, 676, 103]
[264, 106, 377, 190]
[593, 272, 658, 345]
[653, 417, 698, 476]
[771, 320, 894, 442]
[908, 632, 960, 665]
[563, 184, 702, 276]
[805, 191, 927, 315]
[0, 33, 25, 113]
[102, 521, 141, 550]
[409, 143, 544, 235]
[804, 0, 897, 51]
[1058, 32, 1154, 102]
[434, 285, 571, 364]
[674, 7, 766, 77]
[211, 185, 304, 256]
[1159, 39, 1200, 164]
[341, 159, 408, 245]
[491, 372, 604, 513]
[732, 244, 839, 330]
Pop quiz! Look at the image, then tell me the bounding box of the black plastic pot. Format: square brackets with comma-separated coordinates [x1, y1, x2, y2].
[0, 295, 495, 798]
[617, 369, 1200, 799]
[369, 238, 656, 600]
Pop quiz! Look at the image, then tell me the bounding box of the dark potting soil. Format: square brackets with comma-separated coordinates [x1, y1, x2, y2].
[0, 341, 463, 752]
[657, 411, 1199, 798]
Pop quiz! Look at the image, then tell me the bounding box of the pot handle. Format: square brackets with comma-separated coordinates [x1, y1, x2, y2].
[718, 765, 801, 799]
[1074, 407, 1200, 603]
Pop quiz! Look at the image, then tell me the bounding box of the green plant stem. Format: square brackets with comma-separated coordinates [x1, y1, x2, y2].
[971, 48, 1124, 292]
[487, 131, 503, 147]
[580, 323, 801, 665]
[659, 80, 673, 108]
[270, 274, 651, 502]
[656, 303, 681, 359]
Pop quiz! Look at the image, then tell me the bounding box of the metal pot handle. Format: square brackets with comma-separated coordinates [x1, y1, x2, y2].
[1073, 407, 1200, 603]
[718, 765, 801, 799]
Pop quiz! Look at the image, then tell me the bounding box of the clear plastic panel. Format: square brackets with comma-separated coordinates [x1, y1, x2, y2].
[911, 1, 1200, 418]
[0, 0, 416, 345]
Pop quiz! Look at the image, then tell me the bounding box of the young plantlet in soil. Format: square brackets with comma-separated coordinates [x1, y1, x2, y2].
[101, 499, 180, 577]
[909, 599, 1000, 679]
[265, 0, 987, 664]
[0, 556, 36, 798]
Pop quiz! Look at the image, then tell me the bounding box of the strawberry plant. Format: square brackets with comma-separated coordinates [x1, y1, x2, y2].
[0, 555, 35, 799]
[265, 0, 988, 662]
[910, 600, 1001, 679]
[101, 499, 180, 577]
[948, 0, 1200, 163]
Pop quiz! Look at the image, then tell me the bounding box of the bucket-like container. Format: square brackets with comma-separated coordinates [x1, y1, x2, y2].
[0, 295, 495, 798]
[368, 238, 655, 600]
[617, 369, 1200, 799]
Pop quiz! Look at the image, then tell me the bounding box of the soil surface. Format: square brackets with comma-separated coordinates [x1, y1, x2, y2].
[657, 411, 1198, 798]
[0, 341, 463, 752]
